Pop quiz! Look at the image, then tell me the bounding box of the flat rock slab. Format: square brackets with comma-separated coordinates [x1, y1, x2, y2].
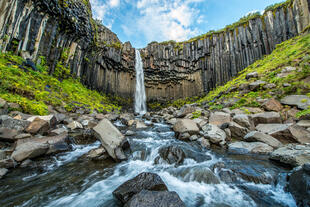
[11, 142, 49, 162]
[173, 119, 199, 135]
[124, 190, 186, 207]
[27, 115, 57, 128]
[244, 131, 282, 148]
[0, 128, 18, 142]
[113, 172, 168, 204]
[251, 112, 281, 126]
[209, 112, 231, 126]
[228, 141, 273, 155]
[256, 124, 310, 144]
[270, 144, 310, 167]
[93, 119, 127, 161]
[281, 95, 310, 110]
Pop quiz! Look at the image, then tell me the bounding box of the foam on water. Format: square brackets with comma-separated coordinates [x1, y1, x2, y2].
[17, 119, 296, 207]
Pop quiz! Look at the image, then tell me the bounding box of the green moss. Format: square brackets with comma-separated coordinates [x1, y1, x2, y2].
[192, 110, 202, 119]
[0, 52, 120, 115]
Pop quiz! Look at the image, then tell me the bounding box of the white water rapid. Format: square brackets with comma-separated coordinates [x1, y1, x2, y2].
[134, 49, 147, 115]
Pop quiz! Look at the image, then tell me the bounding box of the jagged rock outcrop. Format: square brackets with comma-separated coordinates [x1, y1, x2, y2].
[0, 0, 309, 103]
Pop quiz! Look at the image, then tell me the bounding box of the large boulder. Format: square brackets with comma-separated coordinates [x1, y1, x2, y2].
[27, 115, 57, 128]
[124, 190, 185, 207]
[201, 124, 226, 146]
[256, 124, 310, 144]
[113, 172, 168, 204]
[281, 95, 310, 110]
[0, 128, 18, 142]
[228, 141, 273, 155]
[209, 112, 231, 126]
[11, 142, 49, 162]
[155, 145, 185, 165]
[16, 133, 69, 155]
[270, 144, 310, 167]
[288, 164, 310, 207]
[176, 105, 196, 118]
[25, 118, 49, 135]
[228, 122, 249, 139]
[262, 98, 283, 112]
[251, 112, 281, 126]
[244, 131, 282, 148]
[0, 115, 30, 131]
[232, 114, 254, 130]
[93, 119, 128, 161]
[173, 119, 199, 139]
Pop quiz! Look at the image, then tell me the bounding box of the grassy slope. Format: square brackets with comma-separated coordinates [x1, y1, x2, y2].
[170, 32, 310, 116]
[0, 52, 120, 115]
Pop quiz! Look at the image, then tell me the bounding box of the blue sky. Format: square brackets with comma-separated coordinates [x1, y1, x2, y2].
[90, 0, 283, 48]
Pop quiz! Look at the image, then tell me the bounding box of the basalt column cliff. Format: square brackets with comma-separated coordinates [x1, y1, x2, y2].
[0, 0, 136, 98]
[0, 0, 310, 103]
[140, 0, 310, 102]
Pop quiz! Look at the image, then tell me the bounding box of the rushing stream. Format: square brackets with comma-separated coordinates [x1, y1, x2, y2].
[0, 118, 297, 207]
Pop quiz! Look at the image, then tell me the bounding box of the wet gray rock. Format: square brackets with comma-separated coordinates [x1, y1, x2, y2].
[232, 114, 254, 130]
[67, 121, 83, 130]
[27, 115, 57, 128]
[0, 128, 18, 142]
[281, 95, 310, 110]
[0, 115, 30, 132]
[93, 119, 128, 161]
[173, 119, 199, 139]
[155, 145, 186, 165]
[0, 168, 8, 179]
[176, 105, 196, 118]
[288, 164, 310, 207]
[11, 142, 49, 162]
[113, 172, 168, 204]
[256, 124, 310, 144]
[26, 118, 50, 135]
[262, 98, 283, 112]
[228, 141, 273, 155]
[209, 112, 231, 126]
[229, 122, 249, 139]
[251, 112, 282, 126]
[49, 127, 69, 136]
[86, 147, 108, 160]
[244, 131, 282, 148]
[201, 124, 226, 146]
[270, 144, 310, 167]
[297, 120, 310, 128]
[124, 190, 185, 207]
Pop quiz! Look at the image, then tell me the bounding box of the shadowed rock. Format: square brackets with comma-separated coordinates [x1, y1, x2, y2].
[113, 172, 168, 204]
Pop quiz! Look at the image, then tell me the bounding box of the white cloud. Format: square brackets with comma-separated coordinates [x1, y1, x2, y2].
[130, 0, 204, 42]
[109, 0, 120, 8]
[90, 0, 107, 21]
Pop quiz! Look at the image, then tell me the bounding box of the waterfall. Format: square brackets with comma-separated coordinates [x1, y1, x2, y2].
[134, 49, 147, 115]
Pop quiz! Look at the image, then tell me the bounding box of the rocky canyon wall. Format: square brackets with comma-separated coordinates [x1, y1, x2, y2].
[141, 0, 310, 102]
[0, 0, 136, 98]
[0, 0, 310, 104]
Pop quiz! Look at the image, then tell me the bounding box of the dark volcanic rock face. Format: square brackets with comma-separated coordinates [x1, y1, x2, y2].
[0, 0, 310, 102]
[140, 0, 310, 101]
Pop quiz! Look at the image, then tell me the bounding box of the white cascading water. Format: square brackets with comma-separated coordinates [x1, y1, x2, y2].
[134, 49, 147, 115]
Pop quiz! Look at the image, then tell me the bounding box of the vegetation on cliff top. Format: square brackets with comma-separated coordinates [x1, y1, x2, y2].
[168, 32, 310, 117]
[0, 52, 121, 115]
[157, 0, 293, 49]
